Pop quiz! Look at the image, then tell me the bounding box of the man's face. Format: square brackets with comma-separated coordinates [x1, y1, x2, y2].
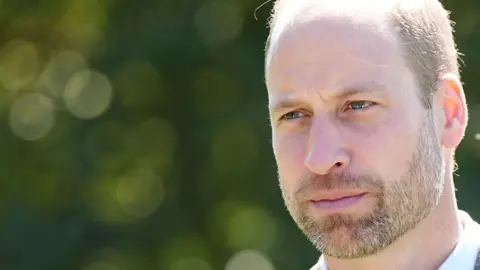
[265, 14, 445, 259]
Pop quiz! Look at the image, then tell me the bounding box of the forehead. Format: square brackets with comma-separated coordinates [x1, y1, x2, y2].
[265, 6, 415, 100]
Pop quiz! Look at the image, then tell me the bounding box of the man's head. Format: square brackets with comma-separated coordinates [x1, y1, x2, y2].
[265, 0, 467, 259]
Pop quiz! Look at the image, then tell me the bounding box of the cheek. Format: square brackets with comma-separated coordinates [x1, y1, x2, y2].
[273, 132, 308, 186]
[351, 116, 418, 181]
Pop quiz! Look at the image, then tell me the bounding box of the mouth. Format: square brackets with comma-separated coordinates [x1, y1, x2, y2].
[310, 192, 367, 211]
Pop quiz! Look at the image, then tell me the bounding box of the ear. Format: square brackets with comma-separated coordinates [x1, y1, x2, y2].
[438, 73, 468, 149]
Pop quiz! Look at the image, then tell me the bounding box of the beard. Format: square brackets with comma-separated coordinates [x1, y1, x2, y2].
[279, 111, 445, 259]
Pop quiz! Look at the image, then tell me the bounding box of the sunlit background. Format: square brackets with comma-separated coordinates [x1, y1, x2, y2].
[1, 0, 479, 269]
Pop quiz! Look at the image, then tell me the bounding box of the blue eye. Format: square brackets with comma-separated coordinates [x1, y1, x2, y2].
[282, 111, 304, 120]
[347, 101, 375, 110]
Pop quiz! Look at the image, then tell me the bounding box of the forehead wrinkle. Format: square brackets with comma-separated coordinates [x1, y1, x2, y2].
[265, 2, 422, 111]
[267, 38, 402, 101]
[265, 16, 410, 99]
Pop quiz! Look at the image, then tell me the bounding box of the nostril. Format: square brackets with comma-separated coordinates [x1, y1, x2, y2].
[334, 162, 343, 168]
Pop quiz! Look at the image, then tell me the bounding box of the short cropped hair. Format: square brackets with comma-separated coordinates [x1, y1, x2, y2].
[265, 0, 461, 108]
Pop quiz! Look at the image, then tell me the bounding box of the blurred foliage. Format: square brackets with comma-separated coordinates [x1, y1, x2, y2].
[0, 0, 479, 269]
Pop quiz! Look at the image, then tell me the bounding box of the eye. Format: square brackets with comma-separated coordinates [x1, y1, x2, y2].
[281, 111, 306, 121]
[345, 100, 376, 111]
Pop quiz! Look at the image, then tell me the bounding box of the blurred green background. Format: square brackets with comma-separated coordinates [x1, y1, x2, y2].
[0, 0, 479, 269]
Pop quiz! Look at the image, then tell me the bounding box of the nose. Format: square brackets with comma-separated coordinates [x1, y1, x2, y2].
[304, 119, 351, 175]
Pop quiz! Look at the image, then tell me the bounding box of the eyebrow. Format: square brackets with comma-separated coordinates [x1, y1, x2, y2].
[269, 82, 387, 115]
[269, 100, 306, 116]
[336, 81, 387, 98]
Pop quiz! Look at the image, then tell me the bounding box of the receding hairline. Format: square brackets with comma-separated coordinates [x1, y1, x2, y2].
[265, 0, 443, 60]
[264, 0, 461, 108]
[264, 2, 399, 69]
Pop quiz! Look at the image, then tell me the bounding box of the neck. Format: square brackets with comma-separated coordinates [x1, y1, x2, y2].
[323, 174, 462, 270]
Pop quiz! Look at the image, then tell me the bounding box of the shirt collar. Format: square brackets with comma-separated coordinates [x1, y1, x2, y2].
[438, 211, 480, 270]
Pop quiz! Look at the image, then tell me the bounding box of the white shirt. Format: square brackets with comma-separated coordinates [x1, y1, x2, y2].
[313, 211, 480, 270]
[438, 211, 480, 270]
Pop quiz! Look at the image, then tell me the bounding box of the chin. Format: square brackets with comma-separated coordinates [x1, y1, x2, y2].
[316, 228, 377, 259]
